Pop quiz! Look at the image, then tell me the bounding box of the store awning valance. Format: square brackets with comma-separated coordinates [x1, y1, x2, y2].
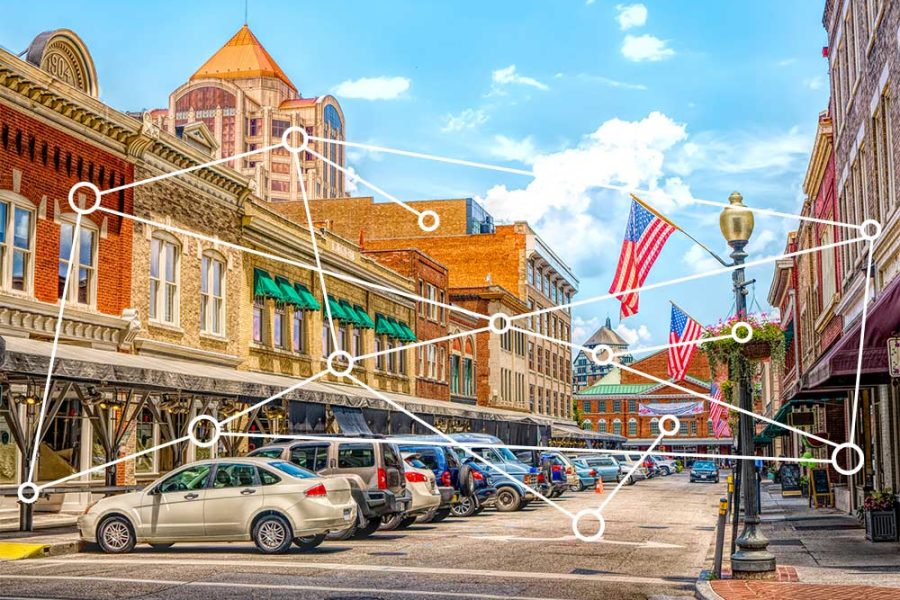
[395, 320, 417, 342]
[339, 300, 365, 327]
[275, 276, 305, 308]
[293, 283, 320, 311]
[353, 304, 375, 329]
[253, 269, 284, 302]
[325, 297, 350, 322]
[375, 314, 404, 339]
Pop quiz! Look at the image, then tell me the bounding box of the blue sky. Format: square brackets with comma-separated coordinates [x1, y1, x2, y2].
[0, 1, 830, 349]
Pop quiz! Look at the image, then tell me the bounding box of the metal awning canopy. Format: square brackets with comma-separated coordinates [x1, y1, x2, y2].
[551, 422, 627, 443]
[623, 437, 734, 447]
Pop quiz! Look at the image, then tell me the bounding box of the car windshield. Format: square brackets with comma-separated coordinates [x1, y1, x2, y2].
[249, 448, 283, 459]
[573, 459, 587, 468]
[494, 447, 519, 462]
[694, 461, 716, 470]
[405, 456, 428, 469]
[269, 461, 316, 479]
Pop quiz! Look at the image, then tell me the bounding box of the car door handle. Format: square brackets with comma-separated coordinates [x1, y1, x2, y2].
[184, 493, 199, 500]
[240, 488, 257, 495]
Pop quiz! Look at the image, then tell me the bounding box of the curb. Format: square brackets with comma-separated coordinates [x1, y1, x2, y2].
[695, 571, 726, 600]
[0, 539, 82, 561]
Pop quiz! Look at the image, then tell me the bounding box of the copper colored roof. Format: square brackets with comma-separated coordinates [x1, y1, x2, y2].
[190, 25, 296, 92]
[279, 97, 319, 109]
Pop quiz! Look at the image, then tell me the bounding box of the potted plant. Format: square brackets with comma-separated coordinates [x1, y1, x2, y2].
[799, 475, 809, 498]
[858, 490, 898, 542]
[701, 312, 786, 376]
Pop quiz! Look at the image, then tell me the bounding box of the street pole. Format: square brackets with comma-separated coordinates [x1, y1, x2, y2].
[722, 192, 775, 577]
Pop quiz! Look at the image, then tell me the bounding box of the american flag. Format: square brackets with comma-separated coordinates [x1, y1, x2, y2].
[608, 196, 677, 318]
[667, 303, 702, 382]
[708, 382, 732, 439]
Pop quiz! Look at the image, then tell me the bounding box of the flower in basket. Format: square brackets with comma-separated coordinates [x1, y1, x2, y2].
[700, 312, 786, 377]
[862, 490, 897, 512]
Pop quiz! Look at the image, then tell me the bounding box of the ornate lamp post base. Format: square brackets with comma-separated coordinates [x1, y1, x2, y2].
[731, 531, 776, 578]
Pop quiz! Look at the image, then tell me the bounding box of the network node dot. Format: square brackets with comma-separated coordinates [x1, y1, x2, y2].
[281, 126, 309, 152]
[488, 313, 512, 335]
[572, 508, 606, 542]
[659, 415, 680, 436]
[418, 210, 440, 232]
[17, 482, 40, 505]
[326, 350, 355, 377]
[731, 321, 753, 344]
[67, 182, 102, 216]
[188, 414, 221, 449]
[591, 344, 614, 366]
[831, 442, 864, 476]
[860, 219, 882, 241]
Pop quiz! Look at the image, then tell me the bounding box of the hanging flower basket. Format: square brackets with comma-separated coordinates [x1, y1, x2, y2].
[740, 340, 772, 360]
[700, 312, 786, 377]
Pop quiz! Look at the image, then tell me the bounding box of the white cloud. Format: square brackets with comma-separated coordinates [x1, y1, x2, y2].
[682, 244, 727, 274]
[804, 76, 824, 90]
[490, 135, 538, 164]
[344, 165, 360, 195]
[332, 76, 410, 100]
[669, 126, 811, 176]
[621, 34, 675, 62]
[585, 0, 596, 5]
[573, 315, 602, 345]
[577, 73, 648, 90]
[440, 108, 489, 133]
[491, 65, 549, 91]
[776, 58, 797, 67]
[616, 4, 648, 30]
[615, 322, 652, 345]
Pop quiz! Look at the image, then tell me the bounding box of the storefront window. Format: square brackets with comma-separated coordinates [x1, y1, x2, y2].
[135, 407, 157, 474]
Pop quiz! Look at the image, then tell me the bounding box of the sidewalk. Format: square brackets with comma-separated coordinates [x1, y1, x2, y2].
[697, 480, 900, 600]
[0, 510, 82, 561]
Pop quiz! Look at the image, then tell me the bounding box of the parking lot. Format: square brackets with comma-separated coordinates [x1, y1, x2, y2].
[0, 472, 725, 600]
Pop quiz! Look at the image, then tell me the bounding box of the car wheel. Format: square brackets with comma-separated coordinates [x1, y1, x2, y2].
[380, 514, 417, 531]
[715, 478, 720, 484]
[627, 475, 635, 486]
[430, 508, 452, 522]
[293, 533, 325, 551]
[495, 488, 522, 512]
[451, 495, 478, 518]
[458, 464, 476, 496]
[417, 508, 437, 523]
[149, 543, 174, 550]
[97, 516, 135, 554]
[661, 467, 671, 476]
[252, 514, 293, 554]
[353, 516, 382, 539]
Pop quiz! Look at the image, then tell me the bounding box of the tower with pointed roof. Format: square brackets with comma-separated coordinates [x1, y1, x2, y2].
[572, 316, 633, 392]
[149, 25, 347, 201]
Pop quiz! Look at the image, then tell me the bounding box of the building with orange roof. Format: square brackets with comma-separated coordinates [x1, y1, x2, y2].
[148, 25, 347, 202]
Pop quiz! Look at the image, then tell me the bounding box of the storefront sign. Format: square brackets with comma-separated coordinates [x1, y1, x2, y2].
[888, 337, 900, 378]
[779, 464, 802, 497]
[638, 401, 704, 416]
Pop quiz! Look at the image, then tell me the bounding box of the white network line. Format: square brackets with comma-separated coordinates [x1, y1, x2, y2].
[616, 333, 733, 358]
[599, 432, 665, 513]
[849, 238, 876, 443]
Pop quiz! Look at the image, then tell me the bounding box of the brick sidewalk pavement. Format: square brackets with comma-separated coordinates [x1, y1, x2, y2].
[710, 580, 900, 599]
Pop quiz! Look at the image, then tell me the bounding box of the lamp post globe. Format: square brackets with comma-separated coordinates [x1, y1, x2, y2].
[721, 191, 776, 577]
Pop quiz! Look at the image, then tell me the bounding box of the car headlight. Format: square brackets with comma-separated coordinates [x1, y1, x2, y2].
[81, 501, 99, 516]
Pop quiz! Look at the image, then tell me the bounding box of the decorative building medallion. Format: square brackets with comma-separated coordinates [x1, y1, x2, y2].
[24, 29, 98, 97]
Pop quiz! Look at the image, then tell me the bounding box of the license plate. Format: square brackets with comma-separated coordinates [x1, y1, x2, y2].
[342, 508, 352, 521]
[699, 475, 708, 479]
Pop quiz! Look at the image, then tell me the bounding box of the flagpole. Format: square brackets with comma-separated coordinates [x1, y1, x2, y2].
[631, 194, 732, 268]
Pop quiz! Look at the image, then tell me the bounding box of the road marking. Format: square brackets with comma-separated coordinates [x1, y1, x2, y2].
[0, 574, 594, 600]
[30, 557, 686, 586]
[466, 534, 684, 548]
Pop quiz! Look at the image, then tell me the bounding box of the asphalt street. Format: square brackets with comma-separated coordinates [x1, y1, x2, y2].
[0, 472, 726, 600]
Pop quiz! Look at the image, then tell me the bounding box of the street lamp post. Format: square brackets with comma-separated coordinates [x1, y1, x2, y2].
[720, 191, 776, 577]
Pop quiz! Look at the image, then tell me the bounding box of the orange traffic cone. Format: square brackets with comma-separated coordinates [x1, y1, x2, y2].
[594, 479, 604, 494]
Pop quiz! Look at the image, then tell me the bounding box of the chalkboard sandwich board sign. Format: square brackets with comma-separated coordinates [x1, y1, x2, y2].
[809, 468, 833, 508]
[780, 464, 802, 497]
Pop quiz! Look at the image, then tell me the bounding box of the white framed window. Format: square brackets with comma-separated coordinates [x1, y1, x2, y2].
[273, 306, 285, 349]
[58, 219, 97, 306]
[628, 418, 637, 436]
[293, 310, 305, 353]
[427, 345, 436, 379]
[650, 418, 660, 435]
[352, 327, 361, 356]
[149, 233, 180, 324]
[200, 251, 225, 335]
[0, 195, 35, 293]
[252, 298, 264, 343]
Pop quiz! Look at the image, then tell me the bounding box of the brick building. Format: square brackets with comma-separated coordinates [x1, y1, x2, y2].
[296, 196, 579, 419]
[148, 24, 347, 201]
[575, 350, 733, 458]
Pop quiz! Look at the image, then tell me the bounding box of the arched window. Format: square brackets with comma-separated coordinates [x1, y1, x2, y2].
[628, 418, 637, 436]
[200, 250, 225, 335]
[598, 419, 607, 432]
[150, 232, 180, 324]
[613, 419, 622, 435]
[650, 418, 660, 435]
[0, 191, 36, 293]
[58, 218, 97, 305]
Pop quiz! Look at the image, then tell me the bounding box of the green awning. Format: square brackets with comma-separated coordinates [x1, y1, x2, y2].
[339, 300, 365, 327]
[325, 297, 349, 322]
[375, 314, 399, 338]
[293, 283, 321, 311]
[396, 320, 417, 342]
[353, 304, 375, 329]
[254, 269, 284, 302]
[275, 276, 305, 307]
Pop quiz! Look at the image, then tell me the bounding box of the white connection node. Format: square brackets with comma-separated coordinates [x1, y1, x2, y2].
[860, 219, 882, 241]
[659, 415, 681, 436]
[188, 414, 221, 449]
[731, 321, 753, 344]
[326, 350, 355, 377]
[281, 126, 309, 153]
[67, 182, 101, 216]
[418, 210, 440, 232]
[831, 442, 864, 476]
[591, 344, 614, 366]
[17, 482, 40, 505]
[572, 508, 606, 542]
[488, 312, 512, 335]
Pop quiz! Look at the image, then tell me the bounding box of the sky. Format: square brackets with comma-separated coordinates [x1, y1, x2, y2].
[0, 1, 831, 351]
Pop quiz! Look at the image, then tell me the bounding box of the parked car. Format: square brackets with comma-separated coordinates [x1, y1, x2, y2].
[248, 436, 411, 540]
[512, 449, 568, 497]
[568, 459, 599, 492]
[380, 453, 442, 530]
[446, 433, 539, 512]
[395, 438, 497, 520]
[651, 455, 678, 476]
[79, 458, 357, 554]
[573, 455, 621, 483]
[543, 452, 578, 495]
[610, 452, 650, 484]
[690, 460, 720, 484]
